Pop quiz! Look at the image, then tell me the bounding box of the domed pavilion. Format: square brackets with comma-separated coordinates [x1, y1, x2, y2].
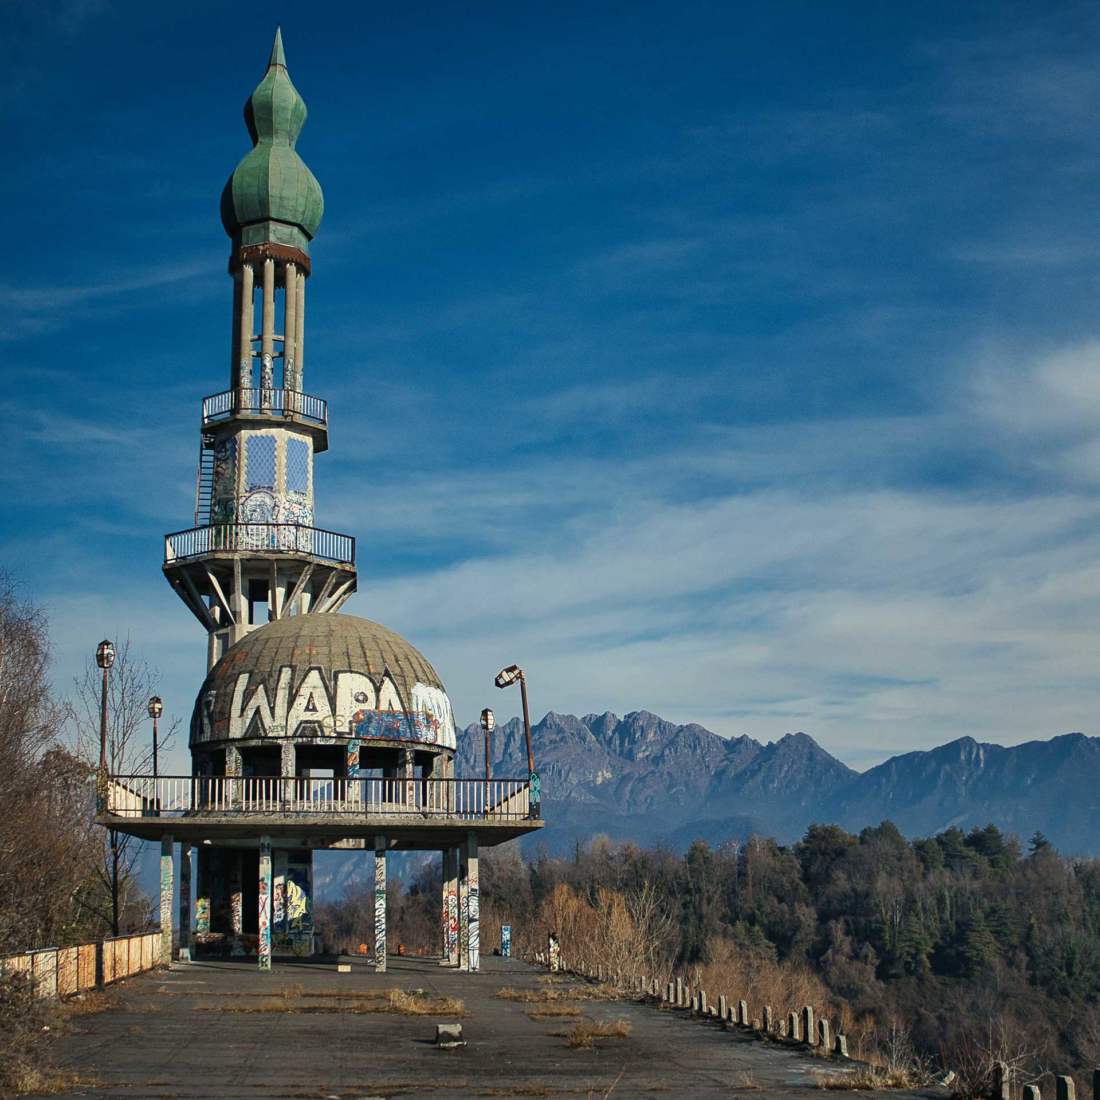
[98, 30, 543, 974]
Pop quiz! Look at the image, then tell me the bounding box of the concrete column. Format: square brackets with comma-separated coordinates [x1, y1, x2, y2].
[466, 832, 479, 972]
[230, 850, 243, 938]
[447, 848, 460, 965]
[294, 269, 305, 385]
[1023, 1087, 1042, 1100]
[374, 836, 387, 973]
[258, 836, 272, 971]
[261, 257, 275, 404]
[195, 848, 210, 935]
[802, 1005, 815, 1045]
[458, 844, 469, 971]
[283, 261, 297, 393]
[178, 843, 192, 961]
[787, 1010, 800, 1041]
[763, 1005, 773, 1033]
[1056, 1077, 1076, 1100]
[404, 747, 415, 806]
[819, 1018, 831, 1052]
[273, 850, 288, 936]
[159, 835, 173, 966]
[230, 273, 243, 389]
[238, 262, 254, 396]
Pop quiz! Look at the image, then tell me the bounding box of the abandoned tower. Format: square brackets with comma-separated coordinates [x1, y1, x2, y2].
[98, 29, 543, 972]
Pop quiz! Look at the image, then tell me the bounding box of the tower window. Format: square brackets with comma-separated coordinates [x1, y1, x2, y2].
[286, 438, 310, 495]
[245, 436, 276, 490]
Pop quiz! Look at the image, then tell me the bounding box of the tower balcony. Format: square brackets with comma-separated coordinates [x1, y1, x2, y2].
[202, 388, 329, 451]
[164, 522, 355, 566]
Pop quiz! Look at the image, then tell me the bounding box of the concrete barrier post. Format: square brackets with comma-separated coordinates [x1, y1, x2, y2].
[802, 1005, 815, 1046]
[763, 1005, 773, 1033]
[996, 1063, 1012, 1100]
[787, 1010, 800, 1041]
[666, 981, 674, 1003]
[1056, 1076, 1076, 1100]
[1023, 1086, 1042, 1100]
[819, 1018, 831, 1051]
[699, 990, 708, 1015]
[835, 1034, 848, 1058]
[738, 999, 748, 1026]
[718, 995, 728, 1022]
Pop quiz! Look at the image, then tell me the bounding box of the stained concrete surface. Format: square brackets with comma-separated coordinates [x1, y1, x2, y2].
[33, 956, 945, 1099]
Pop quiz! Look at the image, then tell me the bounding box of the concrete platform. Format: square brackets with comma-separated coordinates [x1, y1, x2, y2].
[34, 956, 945, 1099]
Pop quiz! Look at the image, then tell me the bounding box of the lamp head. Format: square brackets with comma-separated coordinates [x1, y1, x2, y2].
[480, 707, 495, 732]
[95, 639, 115, 670]
[494, 664, 522, 688]
[148, 696, 163, 719]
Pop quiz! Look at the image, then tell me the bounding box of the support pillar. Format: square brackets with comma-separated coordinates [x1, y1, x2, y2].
[230, 850, 243, 953]
[443, 848, 460, 965]
[404, 746, 415, 806]
[294, 269, 305, 384]
[283, 261, 297, 392]
[238, 262, 254, 397]
[195, 848, 210, 935]
[159, 835, 173, 966]
[466, 832, 479, 973]
[374, 836, 387, 972]
[178, 842, 192, 961]
[260, 257, 275, 404]
[458, 844, 469, 971]
[258, 836, 272, 971]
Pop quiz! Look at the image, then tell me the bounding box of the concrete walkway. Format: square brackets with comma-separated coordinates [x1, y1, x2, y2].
[34, 956, 943, 1099]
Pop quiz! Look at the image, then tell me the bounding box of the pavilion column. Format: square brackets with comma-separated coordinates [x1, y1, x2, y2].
[404, 747, 415, 807]
[374, 836, 387, 973]
[294, 269, 305, 386]
[258, 836, 272, 971]
[283, 261, 297, 393]
[238, 262, 254, 399]
[230, 850, 243, 945]
[458, 845, 469, 971]
[195, 849, 211, 936]
[159, 835, 174, 966]
[230, 274, 242, 389]
[441, 848, 459, 966]
[260, 257, 275, 405]
[178, 842, 192, 961]
[466, 833, 480, 973]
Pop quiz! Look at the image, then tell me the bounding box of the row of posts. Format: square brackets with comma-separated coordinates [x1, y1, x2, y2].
[997, 1064, 1100, 1100]
[545, 955, 850, 1059]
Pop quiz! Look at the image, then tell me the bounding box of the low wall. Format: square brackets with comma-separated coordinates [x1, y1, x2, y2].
[0, 930, 161, 999]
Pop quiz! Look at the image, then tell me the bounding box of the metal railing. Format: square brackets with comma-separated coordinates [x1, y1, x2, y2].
[105, 775, 532, 820]
[164, 523, 355, 565]
[202, 388, 327, 426]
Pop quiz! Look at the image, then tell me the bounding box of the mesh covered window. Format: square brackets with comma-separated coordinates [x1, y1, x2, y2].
[286, 438, 310, 495]
[245, 435, 276, 490]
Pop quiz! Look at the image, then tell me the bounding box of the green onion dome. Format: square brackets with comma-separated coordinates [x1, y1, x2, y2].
[220, 29, 324, 254]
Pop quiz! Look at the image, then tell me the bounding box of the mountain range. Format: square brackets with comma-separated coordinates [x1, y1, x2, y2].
[455, 711, 1100, 857]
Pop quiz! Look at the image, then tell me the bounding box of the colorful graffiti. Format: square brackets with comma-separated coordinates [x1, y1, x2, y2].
[447, 887, 459, 964]
[346, 738, 361, 778]
[195, 897, 211, 934]
[548, 933, 561, 973]
[258, 840, 272, 971]
[198, 667, 457, 749]
[374, 846, 387, 973]
[272, 851, 287, 932]
[159, 842, 173, 966]
[501, 924, 511, 958]
[468, 851, 480, 973]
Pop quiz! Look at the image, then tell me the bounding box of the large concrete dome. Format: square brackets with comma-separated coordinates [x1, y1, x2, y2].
[190, 613, 456, 752]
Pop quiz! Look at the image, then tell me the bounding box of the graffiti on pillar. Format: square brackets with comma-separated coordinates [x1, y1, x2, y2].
[195, 897, 211, 934]
[374, 848, 387, 971]
[273, 851, 287, 932]
[347, 738, 361, 778]
[258, 845, 272, 971]
[159, 847, 173, 964]
[468, 859, 480, 972]
[501, 924, 512, 958]
[548, 932, 561, 973]
[447, 888, 459, 963]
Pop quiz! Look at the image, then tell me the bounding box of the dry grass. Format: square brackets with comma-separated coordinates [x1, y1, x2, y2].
[551, 1016, 632, 1049]
[497, 984, 621, 1005]
[194, 988, 465, 1017]
[525, 1004, 584, 1019]
[816, 1066, 916, 1090]
[735, 1072, 763, 1090]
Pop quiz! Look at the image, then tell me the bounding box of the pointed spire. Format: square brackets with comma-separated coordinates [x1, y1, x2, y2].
[269, 26, 286, 69]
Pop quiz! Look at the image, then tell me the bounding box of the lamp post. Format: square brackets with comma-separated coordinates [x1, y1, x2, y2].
[480, 708, 495, 809]
[148, 696, 163, 816]
[95, 639, 118, 936]
[494, 664, 539, 818]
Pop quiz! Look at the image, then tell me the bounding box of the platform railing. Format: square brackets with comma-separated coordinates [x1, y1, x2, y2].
[164, 523, 355, 565]
[202, 388, 327, 426]
[104, 775, 532, 820]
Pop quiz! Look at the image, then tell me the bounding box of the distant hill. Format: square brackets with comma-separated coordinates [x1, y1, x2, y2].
[457, 711, 1100, 857]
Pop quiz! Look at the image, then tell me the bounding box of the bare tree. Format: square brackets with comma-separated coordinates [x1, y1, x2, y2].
[0, 573, 102, 952]
[72, 638, 178, 937]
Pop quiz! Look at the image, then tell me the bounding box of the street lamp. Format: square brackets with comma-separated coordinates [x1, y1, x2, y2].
[95, 640, 115, 777]
[480, 707, 495, 787]
[148, 696, 163, 815]
[494, 664, 539, 818]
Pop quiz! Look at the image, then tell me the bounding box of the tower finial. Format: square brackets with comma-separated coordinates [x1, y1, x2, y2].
[269, 27, 286, 69]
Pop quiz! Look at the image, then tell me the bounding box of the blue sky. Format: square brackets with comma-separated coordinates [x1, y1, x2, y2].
[6, 0, 1100, 771]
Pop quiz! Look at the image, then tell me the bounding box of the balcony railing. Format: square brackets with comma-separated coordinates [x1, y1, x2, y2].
[202, 388, 328, 426]
[105, 775, 532, 821]
[164, 523, 355, 565]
